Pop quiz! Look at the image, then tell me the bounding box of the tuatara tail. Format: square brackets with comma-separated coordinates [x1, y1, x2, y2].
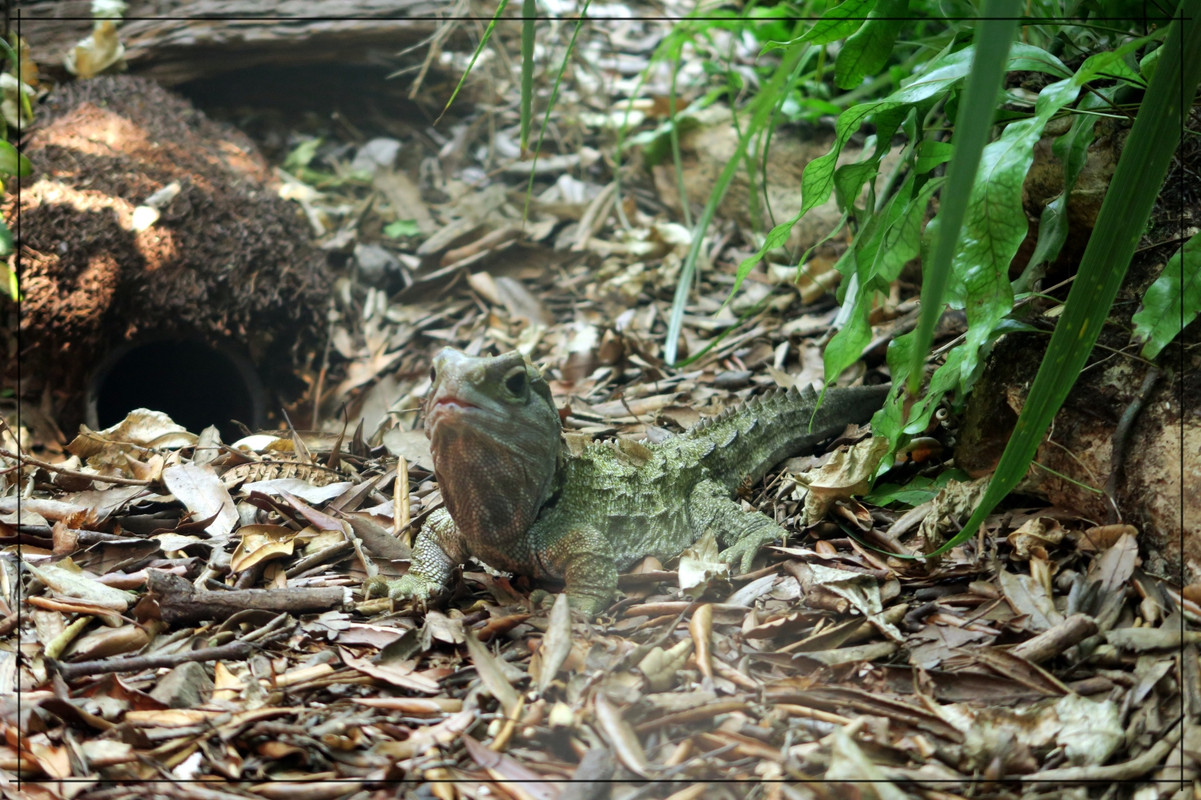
[684, 383, 891, 490]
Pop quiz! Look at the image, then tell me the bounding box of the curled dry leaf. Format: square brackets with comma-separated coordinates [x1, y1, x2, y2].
[68, 409, 196, 461]
[65, 20, 125, 79]
[533, 592, 573, 696]
[915, 477, 990, 551]
[593, 693, 651, 779]
[808, 563, 903, 643]
[997, 568, 1063, 632]
[798, 435, 890, 524]
[677, 530, 729, 599]
[637, 639, 693, 693]
[229, 524, 297, 574]
[1090, 531, 1140, 593]
[825, 725, 910, 797]
[462, 735, 563, 800]
[26, 561, 136, 611]
[338, 647, 440, 695]
[162, 464, 237, 539]
[688, 603, 714, 682]
[1007, 516, 1066, 560]
[462, 628, 521, 718]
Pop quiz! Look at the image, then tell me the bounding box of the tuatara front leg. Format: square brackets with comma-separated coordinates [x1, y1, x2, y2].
[371, 508, 467, 604]
[690, 479, 789, 572]
[539, 525, 619, 617]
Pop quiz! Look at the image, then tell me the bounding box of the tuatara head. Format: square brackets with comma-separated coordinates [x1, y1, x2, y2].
[424, 348, 562, 542]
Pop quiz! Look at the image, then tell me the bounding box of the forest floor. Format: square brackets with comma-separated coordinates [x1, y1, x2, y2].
[4, 6, 1198, 799]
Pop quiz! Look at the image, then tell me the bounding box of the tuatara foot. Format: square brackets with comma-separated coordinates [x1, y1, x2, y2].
[564, 589, 613, 619]
[718, 527, 781, 573]
[694, 480, 786, 574]
[363, 575, 390, 600]
[364, 573, 441, 605]
[532, 588, 611, 618]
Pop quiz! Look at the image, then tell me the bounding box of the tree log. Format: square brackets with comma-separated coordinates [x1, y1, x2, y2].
[16, 0, 464, 88]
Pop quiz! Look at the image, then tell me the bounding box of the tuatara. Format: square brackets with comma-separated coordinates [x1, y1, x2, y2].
[381, 348, 890, 617]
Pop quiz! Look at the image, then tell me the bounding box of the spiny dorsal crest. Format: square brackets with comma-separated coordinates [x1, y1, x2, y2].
[686, 383, 820, 437]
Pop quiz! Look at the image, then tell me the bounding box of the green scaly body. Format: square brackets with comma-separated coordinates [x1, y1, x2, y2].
[382, 348, 889, 616]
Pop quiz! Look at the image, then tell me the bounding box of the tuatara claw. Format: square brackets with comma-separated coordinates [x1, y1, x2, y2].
[363, 575, 391, 599]
[719, 531, 777, 574]
[389, 574, 436, 601]
[364, 573, 438, 605]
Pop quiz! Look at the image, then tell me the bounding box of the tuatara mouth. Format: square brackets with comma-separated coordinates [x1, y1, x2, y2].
[431, 395, 479, 411]
[426, 396, 483, 431]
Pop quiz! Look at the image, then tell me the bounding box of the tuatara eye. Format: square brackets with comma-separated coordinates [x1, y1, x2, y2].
[504, 368, 528, 397]
[429, 366, 437, 383]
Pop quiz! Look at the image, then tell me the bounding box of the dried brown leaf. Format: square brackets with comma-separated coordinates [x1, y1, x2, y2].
[462, 628, 521, 718]
[162, 463, 237, 538]
[678, 531, 728, 599]
[462, 734, 563, 800]
[688, 603, 713, 682]
[637, 639, 692, 693]
[593, 693, 651, 778]
[339, 647, 440, 694]
[26, 561, 135, 611]
[533, 592, 573, 695]
[230, 524, 297, 574]
[997, 568, 1063, 632]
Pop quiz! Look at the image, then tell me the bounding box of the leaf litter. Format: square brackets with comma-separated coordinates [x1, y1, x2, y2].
[3, 10, 1197, 800]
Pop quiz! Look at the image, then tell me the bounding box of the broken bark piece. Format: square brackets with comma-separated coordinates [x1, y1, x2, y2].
[52, 639, 254, 682]
[19, 0, 456, 89]
[1010, 613, 1099, 664]
[146, 569, 346, 624]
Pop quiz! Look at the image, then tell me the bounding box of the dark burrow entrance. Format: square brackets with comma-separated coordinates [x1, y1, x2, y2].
[87, 339, 266, 442]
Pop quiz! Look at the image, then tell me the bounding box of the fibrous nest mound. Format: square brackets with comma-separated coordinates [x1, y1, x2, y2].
[4, 75, 331, 434]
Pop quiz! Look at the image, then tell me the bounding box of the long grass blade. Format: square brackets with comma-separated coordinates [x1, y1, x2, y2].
[906, 1, 1020, 394]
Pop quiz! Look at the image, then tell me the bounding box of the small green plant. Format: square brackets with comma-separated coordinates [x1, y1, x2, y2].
[645, 2, 1198, 549]
[947, 4, 1201, 551]
[0, 35, 34, 302]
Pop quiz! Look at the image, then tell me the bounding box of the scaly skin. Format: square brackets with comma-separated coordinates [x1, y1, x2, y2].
[383, 348, 890, 617]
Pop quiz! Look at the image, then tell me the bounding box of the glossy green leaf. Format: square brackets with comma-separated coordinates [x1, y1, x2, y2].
[805, 41, 1066, 232]
[0, 218, 12, 260]
[914, 140, 954, 174]
[795, 0, 876, 45]
[824, 175, 940, 383]
[834, 0, 907, 90]
[832, 105, 909, 211]
[923, 33, 1155, 390]
[1132, 231, 1201, 359]
[868, 470, 970, 507]
[0, 141, 31, 178]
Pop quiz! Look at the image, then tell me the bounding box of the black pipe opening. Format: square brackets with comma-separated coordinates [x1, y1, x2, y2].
[87, 339, 266, 441]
